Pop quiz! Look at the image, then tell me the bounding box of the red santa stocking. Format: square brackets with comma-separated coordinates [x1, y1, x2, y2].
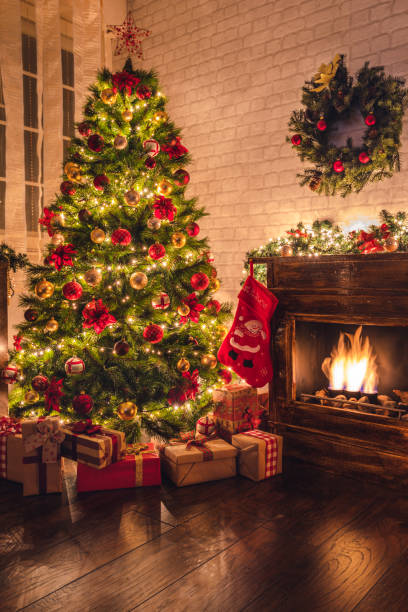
[218, 273, 278, 387]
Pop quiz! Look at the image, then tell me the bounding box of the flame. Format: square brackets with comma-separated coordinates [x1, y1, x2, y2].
[322, 326, 378, 393]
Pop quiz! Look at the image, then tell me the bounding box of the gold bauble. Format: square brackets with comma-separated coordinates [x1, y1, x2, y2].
[171, 232, 186, 248]
[147, 217, 161, 230]
[124, 189, 140, 206]
[51, 232, 64, 246]
[45, 317, 59, 333]
[153, 110, 168, 123]
[217, 325, 229, 339]
[177, 358, 190, 372]
[280, 244, 293, 257]
[157, 180, 173, 197]
[177, 303, 190, 316]
[64, 162, 82, 183]
[122, 109, 133, 122]
[25, 389, 39, 403]
[117, 401, 138, 421]
[201, 354, 217, 369]
[35, 279, 54, 300]
[385, 236, 398, 252]
[114, 134, 128, 150]
[52, 213, 65, 227]
[130, 271, 148, 290]
[90, 228, 106, 244]
[210, 278, 221, 292]
[84, 268, 102, 286]
[100, 88, 117, 105]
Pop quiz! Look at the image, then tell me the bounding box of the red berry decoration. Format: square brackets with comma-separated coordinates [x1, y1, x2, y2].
[291, 134, 302, 146]
[136, 85, 152, 99]
[191, 272, 209, 291]
[111, 228, 132, 246]
[32, 375, 49, 392]
[173, 169, 190, 186]
[114, 340, 130, 356]
[78, 208, 92, 223]
[359, 151, 370, 164]
[365, 114, 376, 126]
[186, 222, 200, 237]
[143, 323, 164, 344]
[88, 134, 104, 152]
[63, 280, 83, 300]
[78, 122, 92, 137]
[60, 181, 76, 196]
[333, 160, 344, 173]
[317, 119, 327, 131]
[93, 175, 110, 191]
[148, 243, 166, 260]
[73, 393, 94, 416]
[145, 157, 157, 169]
[24, 308, 38, 322]
[206, 299, 221, 314]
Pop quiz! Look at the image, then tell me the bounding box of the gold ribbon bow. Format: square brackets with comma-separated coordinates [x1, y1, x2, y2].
[126, 443, 149, 455]
[24, 418, 65, 463]
[311, 53, 341, 93]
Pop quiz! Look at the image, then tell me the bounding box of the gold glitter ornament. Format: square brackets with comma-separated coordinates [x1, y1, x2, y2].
[84, 268, 102, 286]
[385, 236, 398, 252]
[177, 358, 190, 372]
[51, 232, 64, 246]
[210, 278, 221, 292]
[25, 389, 40, 403]
[90, 228, 106, 244]
[147, 217, 161, 230]
[100, 88, 117, 105]
[171, 232, 186, 248]
[114, 134, 128, 150]
[280, 244, 293, 257]
[177, 303, 190, 316]
[157, 179, 173, 197]
[45, 317, 59, 333]
[64, 162, 82, 182]
[153, 110, 168, 123]
[124, 189, 140, 206]
[130, 271, 148, 290]
[35, 279, 54, 300]
[117, 401, 138, 420]
[201, 354, 217, 369]
[122, 109, 133, 122]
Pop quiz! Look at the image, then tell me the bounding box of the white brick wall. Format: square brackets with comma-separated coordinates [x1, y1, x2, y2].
[127, 0, 408, 302]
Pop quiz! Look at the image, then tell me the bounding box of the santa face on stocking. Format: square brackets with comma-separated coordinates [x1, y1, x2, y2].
[228, 318, 269, 384]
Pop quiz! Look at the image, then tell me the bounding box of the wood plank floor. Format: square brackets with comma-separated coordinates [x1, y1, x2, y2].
[1, 459, 408, 612]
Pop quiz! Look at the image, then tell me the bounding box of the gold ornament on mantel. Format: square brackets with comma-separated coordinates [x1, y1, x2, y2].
[280, 244, 293, 257]
[45, 317, 59, 333]
[35, 279, 54, 300]
[100, 88, 117, 105]
[130, 271, 148, 290]
[201, 354, 217, 369]
[90, 228, 106, 244]
[177, 357, 190, 372]
[385, 236, 398, 252]
[117, 401, 138, 421]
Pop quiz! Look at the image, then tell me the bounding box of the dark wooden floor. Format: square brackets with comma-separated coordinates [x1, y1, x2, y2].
[2, 460, 408, 612]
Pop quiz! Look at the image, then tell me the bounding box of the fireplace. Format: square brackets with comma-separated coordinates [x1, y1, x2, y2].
[251, 253, 408, 488]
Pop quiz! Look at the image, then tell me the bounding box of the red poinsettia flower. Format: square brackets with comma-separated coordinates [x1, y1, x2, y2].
[38, 208, 56, 237]
[153, 196, 177, 221]
[182, 369, 200, 400]
[179, 293, 205, 324]
[161, 137, 188, 160]
[13, 335, 22, 351]
[82, 299, 117, 334]
[357, 231, 384, 254]
[380, 223, 390, 239]
[45, 244, 77, 271]
[111, 72, 141, 96]
[45, 377, 64, 412]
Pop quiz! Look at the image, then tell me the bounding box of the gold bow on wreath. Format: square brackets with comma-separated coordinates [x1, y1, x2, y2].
[311, 53, 341, 93]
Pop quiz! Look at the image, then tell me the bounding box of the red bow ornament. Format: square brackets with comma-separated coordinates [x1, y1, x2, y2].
[153, 196, 177, 221]
[44, 377, 64, 412]
[38, 208, 56, 237]
[72, 419, 102, 435]
[357, 231, 384, 254]
[111, 72, 141, 96]
[162, 137, 188, 160]
[45, 244, 77, 271]
[182, 369, 200, 401]
[82, 299, 117, 334]
[179, 293, 204, 324]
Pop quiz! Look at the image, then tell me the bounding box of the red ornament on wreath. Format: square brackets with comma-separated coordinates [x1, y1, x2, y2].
[191, 272, 209, 291]
[365, 114, 376, 126]
[291, 134, 302, 146]
[196, 414, 216, 437]
[333, 160, 344, 173]
[63, 280, 83, 300]
[88, 134, 104, 152]
[73, 393, 94, 416]
[65, 356, 85, 376]
[32, 375, 49, 392]
[1, 364, 19, 384]
[186, 222, 199, 237]
[317, 119, 327, 131]
[148, 243, 166, 260]
[359, 151, 370, 164]
[173, 169, 190, 185]
[78, 122, 92, 137]
[60, 181, 76, 196]
[111, 228, 132, 245]
[94, 175, 110, 191]
[143, 323, 163, 344]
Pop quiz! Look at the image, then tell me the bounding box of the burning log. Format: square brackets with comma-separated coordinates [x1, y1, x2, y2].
[393, 390, 408, 403]
[378, 394, 397, 409]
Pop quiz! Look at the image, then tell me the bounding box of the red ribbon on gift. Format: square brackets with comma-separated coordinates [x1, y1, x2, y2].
[71, 419, 102, 436]
[186, 434, 216, 461]
[0, 417, 22, 479]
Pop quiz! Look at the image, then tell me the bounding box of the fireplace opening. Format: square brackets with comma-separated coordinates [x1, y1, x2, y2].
[295, 321, 408, 419]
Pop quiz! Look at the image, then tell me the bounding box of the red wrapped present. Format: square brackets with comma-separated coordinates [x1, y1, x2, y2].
[231, 429, 283, 481]
[61, 420, 126, 469]
[77, 443, 161, 492]
[213, 384, 258, 435]
[22, 417, 65, 496]
[0, 416, 23, 483]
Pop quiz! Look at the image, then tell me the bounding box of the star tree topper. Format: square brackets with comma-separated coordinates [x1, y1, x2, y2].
[107, 12, 151, 59]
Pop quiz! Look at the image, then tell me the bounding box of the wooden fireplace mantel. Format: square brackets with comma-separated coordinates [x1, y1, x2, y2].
[251, 253, 408, 488]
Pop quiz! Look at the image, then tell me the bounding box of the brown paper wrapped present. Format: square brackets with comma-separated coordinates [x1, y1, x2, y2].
[22, 417, 65, 496]
[61, 421, 126, 469]
[213, 384, 259, 440]
[231, 429, 283, 481]
[0, 416, 23, 483]
[161, 437, 237, 487]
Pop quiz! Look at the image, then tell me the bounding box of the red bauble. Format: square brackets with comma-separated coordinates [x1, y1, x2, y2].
[73, 393, 94, 416]
[173, 169, 190, 186]
[63, 280, 83, 300]
[32, 375, 49, 392]
[291, 134, 302, 146]
[24, 308, 38, 322]
[1, 364, 19, 384]
[78, 208, 92, 223]
[145, 157, 157, 169]
[317, 119, 327, 131]
[333, 160, 344, 173]
[94, 175, 110, 191]
[191, 272, 209, 291]
[111, 228, 132, 245]
[143, 323, 164, 344]
[206, 299, 221, 314]
[60, 181, 76, 196]
[186, 222, 199, 237]
[78, 122, 92, 137]
[136, 85, 152, 99]
[359, 151, 370, 164]
[88, 134, 104, 152]
[365, 114, 376, 126]
[114, 340, 130, 356]
[218, 368, 232, 384]
[148, 243, 166, 260]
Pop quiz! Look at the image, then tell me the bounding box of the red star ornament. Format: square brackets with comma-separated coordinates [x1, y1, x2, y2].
[107, 13, 151, 59]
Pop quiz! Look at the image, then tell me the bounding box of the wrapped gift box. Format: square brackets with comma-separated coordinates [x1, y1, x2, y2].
[22, 417, 64, 496]
[231, 429, 283, 481]
[161, 437, 237, 487]
[213, 384, 258, 436]
[0, 416, 23, 483]
[61, 422, 126, 469]
[77, 443, 161, 492]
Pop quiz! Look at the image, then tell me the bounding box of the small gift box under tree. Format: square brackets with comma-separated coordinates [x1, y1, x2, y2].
[61, 419, 126, 469]
[0, 416, 23, 483]
[22, 417, 65, 496]
[231, 429, 283, 481]
[213, 384, 262, 441]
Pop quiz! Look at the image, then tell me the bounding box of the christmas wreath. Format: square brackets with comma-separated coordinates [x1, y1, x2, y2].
[288, 54, 408, 197]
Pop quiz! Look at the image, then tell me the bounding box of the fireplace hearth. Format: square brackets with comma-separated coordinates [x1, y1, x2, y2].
[251, 253, 408, 488]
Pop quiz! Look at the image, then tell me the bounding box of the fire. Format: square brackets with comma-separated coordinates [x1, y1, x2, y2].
[322, 326, 378, 393]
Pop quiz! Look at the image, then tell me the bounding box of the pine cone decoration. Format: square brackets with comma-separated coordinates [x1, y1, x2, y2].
[309, 174, 322, 192]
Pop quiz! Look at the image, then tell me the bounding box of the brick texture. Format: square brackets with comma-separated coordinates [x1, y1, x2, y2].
[126, 0, 408, 302]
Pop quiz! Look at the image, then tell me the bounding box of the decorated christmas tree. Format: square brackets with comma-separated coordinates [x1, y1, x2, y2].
[6, 60, 232, 441]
